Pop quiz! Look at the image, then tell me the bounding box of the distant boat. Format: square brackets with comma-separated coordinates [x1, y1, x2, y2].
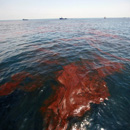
[59, 17, 67, 20]
[22, 19, 28, 21]
[104, 17, 106, 19]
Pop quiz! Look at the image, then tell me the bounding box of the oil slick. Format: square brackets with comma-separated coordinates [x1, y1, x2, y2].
[0, 72, 44, 96]
[40, 55, 124, 130]
[0, 54, 125, 129]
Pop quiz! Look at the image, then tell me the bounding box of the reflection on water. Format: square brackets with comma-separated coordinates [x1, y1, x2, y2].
[0, 18, 130, 130]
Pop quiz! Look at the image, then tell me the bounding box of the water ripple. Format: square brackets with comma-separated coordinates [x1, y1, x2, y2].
[0, 18, 130, 130]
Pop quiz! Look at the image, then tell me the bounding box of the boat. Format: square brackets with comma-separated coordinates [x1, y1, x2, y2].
[22, 19, 28, 21]
[59, 17, 67, 20]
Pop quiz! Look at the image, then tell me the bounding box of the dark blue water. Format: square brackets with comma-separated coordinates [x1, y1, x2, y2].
[0, 18, 130, 130]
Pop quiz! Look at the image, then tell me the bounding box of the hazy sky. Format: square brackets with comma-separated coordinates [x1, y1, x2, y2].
[0, 0, 130, 20]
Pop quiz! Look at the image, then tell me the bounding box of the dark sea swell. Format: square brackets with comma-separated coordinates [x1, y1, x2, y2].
[0, 18, 130, 130]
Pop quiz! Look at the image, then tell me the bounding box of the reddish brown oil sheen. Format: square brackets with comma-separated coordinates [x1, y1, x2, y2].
[59, 33, 130, 62]
[32, 45, 54, 54]
[0, 72, 43, 96]
[88, 41, 130, 62]
[0, 55, 125, 129]
[39, 60, 60, 65]
[41, 57, 124, 130]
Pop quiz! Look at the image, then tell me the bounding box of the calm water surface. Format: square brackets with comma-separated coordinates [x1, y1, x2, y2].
[0, 18, 130, 130]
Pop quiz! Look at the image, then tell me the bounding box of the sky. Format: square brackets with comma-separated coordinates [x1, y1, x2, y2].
[0, 0, 130, 20]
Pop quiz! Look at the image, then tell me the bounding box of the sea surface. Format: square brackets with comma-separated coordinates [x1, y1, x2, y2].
[0, 18, 130, 130]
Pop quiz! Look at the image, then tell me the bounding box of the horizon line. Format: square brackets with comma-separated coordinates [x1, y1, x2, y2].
[0, 17, 130, 21]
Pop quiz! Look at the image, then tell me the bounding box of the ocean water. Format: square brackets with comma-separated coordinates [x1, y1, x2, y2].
[0, 18, 130, 130]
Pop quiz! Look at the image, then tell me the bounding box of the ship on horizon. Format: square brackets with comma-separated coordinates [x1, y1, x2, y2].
[22, 19, 28, 21]
[59, 17, 67, 20]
